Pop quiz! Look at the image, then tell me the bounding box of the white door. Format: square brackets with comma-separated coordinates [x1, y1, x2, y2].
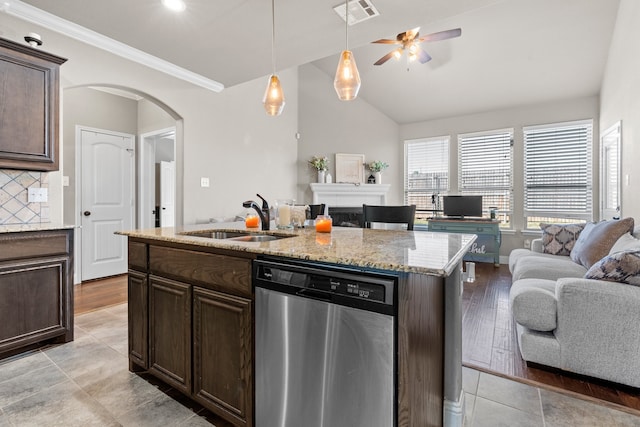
[159, 160, 175, 227]
[600, 122, 621, 220]
[81, 129, 134, 281]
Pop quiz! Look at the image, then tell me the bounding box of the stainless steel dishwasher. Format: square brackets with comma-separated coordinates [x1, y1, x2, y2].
[254, 257, 397, 427]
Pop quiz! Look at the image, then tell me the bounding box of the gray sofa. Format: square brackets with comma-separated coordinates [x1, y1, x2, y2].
[508, 221, 640, 388]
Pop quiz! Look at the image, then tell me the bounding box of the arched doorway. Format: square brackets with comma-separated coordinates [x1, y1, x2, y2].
[63, 85, 183, 283]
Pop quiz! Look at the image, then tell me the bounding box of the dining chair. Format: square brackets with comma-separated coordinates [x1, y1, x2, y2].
[362, 204, 416, 230]
[308, 204, 326, 219]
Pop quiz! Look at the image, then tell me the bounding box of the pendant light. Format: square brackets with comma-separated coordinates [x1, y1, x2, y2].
[263, 0, 285, 116]
[333, 0, 361, 101]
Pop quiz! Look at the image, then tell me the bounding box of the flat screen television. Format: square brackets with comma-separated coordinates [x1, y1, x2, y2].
[443, 195, 483, 218]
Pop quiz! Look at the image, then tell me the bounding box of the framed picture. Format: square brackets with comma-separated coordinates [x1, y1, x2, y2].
[335, 153, 365, 184]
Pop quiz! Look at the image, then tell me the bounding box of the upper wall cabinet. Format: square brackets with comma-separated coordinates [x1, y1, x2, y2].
[0, 37, 67, 171]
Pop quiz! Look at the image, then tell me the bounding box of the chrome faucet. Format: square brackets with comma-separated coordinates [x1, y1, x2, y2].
[243, 193, 270, 230]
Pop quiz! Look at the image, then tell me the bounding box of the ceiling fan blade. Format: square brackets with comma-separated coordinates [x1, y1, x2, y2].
[374, 51, 397, 66]
[416, 47, 432, 64]
[372, 38, 401, 45]
[418, 28, 462, 43]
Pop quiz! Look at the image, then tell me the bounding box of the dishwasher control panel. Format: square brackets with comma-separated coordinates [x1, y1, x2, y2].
[255, 259, 396, 307]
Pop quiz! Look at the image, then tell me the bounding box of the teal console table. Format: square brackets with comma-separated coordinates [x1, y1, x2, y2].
[428, 218, 501, 266]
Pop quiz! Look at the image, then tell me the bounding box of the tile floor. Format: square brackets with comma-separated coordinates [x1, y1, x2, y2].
[0, 303, 638, 426]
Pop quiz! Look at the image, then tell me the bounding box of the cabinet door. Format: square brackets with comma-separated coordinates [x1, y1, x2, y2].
[149, 275, 191, 394]
[127, 269, 148, 369]
[193, 287, 252, 427]
[0, 38, 66, 171]
[0, 257, 70, 354]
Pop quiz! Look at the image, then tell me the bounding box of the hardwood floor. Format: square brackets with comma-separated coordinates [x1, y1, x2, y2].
[463, 262, 640, 414]
[74, 274, 127, 315]
[75, 268, 640, 414]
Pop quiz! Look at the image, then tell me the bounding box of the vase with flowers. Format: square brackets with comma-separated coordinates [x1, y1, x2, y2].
[308, 156, 329, 183]
[367, 160, 389, 184]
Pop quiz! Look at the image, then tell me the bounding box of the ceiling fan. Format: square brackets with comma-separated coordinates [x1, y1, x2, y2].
[372, 27, 462, 66]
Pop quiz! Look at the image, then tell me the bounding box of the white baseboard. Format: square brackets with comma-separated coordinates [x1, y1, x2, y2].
[444, 390, 465, 427]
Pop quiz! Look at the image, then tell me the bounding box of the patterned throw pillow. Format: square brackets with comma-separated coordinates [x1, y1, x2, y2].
[584, 250, 640, 286]
[540, 223, 585, 256]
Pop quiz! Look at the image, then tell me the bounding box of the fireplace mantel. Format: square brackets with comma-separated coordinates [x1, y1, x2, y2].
[310, 183, 390, 206]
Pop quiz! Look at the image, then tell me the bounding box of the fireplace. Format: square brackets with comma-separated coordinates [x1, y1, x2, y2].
[310, 183, 390, 227]
[328, 206, 363, 227]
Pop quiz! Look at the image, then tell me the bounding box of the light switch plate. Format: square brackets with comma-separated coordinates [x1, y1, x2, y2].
[27, 187, 48, 203]
[200, 177, 210, 187]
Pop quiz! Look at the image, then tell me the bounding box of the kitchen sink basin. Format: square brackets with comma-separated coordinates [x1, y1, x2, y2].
[179, 230, 293, 242]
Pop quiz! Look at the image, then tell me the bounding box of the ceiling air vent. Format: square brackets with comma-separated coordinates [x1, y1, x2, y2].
[333, 0, 380, 25]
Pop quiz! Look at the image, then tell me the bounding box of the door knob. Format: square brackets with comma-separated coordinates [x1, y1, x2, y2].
[83, 211, 91, 216]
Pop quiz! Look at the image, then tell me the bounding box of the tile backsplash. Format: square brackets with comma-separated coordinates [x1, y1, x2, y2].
[0, 170, 49, 225]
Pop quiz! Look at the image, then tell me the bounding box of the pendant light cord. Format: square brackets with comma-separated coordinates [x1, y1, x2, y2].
[345, 0, 349, 49]
[271, 0, 276, 75]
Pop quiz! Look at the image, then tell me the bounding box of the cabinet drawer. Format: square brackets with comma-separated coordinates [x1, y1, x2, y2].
[128, 241, 148, 271]
[149, 246, 252, 298]
[1, 231, 71, 261]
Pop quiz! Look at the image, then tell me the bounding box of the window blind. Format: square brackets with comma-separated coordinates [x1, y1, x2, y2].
[523, 120, 592, 220]
[458, 129, 513, 219]
[404, 136, 449, 209]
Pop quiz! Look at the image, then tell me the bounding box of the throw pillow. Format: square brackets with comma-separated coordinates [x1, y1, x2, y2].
[584, 250, 640, 286]
[609, 233, 640, 255]
[570, 217, 635, 269]
[540, 223, 585, 256]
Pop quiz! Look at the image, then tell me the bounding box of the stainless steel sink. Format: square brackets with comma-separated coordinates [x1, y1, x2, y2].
[179, 230, 293, 242]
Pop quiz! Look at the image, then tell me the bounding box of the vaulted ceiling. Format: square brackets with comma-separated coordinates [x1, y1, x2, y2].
[14, 0, 621, 123]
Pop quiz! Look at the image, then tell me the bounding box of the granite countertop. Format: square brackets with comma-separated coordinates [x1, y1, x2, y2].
[119, 223, 476, 277]
[0, 223, 75, 234]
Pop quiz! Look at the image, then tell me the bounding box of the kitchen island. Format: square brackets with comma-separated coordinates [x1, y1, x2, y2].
[119, 225, 476, 427]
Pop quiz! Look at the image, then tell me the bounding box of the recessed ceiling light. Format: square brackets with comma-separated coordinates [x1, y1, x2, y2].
[162, 0, 186, 12]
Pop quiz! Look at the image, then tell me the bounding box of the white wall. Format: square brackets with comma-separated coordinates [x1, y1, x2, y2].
[297, 64, 400, 204]
[2, 13, 299, 226]
[600, 0, 640, 220]
[401, 96, 600, 256]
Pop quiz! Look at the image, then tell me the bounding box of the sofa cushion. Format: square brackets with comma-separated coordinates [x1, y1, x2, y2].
[584, 250, 640, 286]
[540, 223, 585, 256]
[609, 233, 640, 255]
[570, 217, 635, 269]
[510, 279, 557, 331]
[511, 253, 587, 282]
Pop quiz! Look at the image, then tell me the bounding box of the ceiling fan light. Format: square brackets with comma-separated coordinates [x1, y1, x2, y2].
[393, 50, 402, 60]
[263, 74, 285, 116]
[409, 53, 417, 62]
[334, 50, 361, 101]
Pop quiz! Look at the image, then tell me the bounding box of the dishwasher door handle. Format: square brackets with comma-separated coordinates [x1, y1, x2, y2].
[296, 288, 332, 302]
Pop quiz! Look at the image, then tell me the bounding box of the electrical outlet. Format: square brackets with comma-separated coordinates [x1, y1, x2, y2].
[524, 239, 531, 249]
[62, 176, 70, 186]
[200, 177, 210, 187]
[27, 187, 48, 203]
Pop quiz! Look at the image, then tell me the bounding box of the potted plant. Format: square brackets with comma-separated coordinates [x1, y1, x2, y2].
[367, 160, 389, 184]
[308, 156, 329, 183]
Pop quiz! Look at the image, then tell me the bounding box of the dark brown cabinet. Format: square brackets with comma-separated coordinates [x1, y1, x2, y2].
[0, 37, 67, 171]
[127, 269, 148, 369]
[0, 229, 74, 358]
[127, 239, 254, 427]
[193, 287, 252, 426]
[149, 275, 192, 394]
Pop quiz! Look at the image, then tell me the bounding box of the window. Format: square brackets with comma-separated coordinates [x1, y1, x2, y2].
[404, 136, 449, 217]
[523, 120, 593, 228]
[458, 129, 513, 226]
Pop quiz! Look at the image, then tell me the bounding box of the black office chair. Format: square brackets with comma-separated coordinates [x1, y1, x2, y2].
[362, 204, 416, 230]
[308, 204, 326, 219]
